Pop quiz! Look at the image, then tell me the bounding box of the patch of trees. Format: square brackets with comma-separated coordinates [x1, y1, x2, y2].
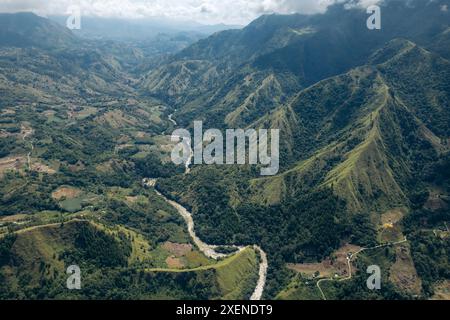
[327, 265, 407, 300]
[403, 204, 450, 297]
[0, 173, 59, 215]
[344, 213, 377, 247]
[0, 137, 18, 158]
[403, 208, 450, 234]
[0, 234, 17, 266]
[62, 222, 131, 268]
[408, 232, 450, 297]
[425, 153, 450, 187]
[104, 194, 184, 248]
[133, 153, 184, 179]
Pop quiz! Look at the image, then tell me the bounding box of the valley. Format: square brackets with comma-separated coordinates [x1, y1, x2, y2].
[1, 0, 450, 301]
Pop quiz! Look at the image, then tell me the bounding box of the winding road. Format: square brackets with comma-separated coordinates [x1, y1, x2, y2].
[168, 112, 178, 126]
[22, 126, 34, 170]
[316, 238, 408, 300]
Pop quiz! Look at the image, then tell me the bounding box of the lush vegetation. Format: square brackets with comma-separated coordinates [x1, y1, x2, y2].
[0, 221, 259, 299]
[1, 0, 450, 300]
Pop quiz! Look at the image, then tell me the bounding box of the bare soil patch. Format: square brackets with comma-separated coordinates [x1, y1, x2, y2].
[389, 244, 422, 296]
[0, 214, 28, 222]
[125, 196, 139, 204]
[68, 161, 85, 173]
[0, 156, 26, 174]
[32, 162, 56, 174]
[380, 208, 406, 243]
[0, 130, 12, 138]
[51, 187, 82, 200]
[381, 208, 405, 226]
[135, 131, 147, 139]
[162, 241, 193, 257]
[288, 244, 362, 278]
[166, 256, 185, 269]
[432, 280, 450, 300]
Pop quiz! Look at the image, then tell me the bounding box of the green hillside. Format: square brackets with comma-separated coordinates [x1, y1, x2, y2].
[141, 0, 450, 129]
[156, 18, 450, 298]
[0, 220, 259, 299]
[1, 0, 450, 301]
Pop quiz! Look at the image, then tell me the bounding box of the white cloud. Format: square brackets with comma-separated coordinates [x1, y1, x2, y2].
[0, 0, 382, 25]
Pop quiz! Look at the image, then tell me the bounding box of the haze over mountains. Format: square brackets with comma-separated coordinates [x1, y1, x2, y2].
[49, 15, 242, 41]
[0, 0, 449, 300]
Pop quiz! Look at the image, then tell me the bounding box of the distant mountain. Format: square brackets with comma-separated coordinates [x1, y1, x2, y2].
[49, 16, 242, 41]
[0, 12, 78, 49]
[0, 13, 138, 105]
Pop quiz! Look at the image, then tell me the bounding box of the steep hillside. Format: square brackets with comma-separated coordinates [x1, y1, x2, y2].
[249, 39, 448, 212]
[1, 1, 449, 301]
[141, 0, 450, 128]
[157, 37, 449, 298]
[0, 13, 142, 108]
[0, 220, 259, 299]
[0, 13, 78, 49]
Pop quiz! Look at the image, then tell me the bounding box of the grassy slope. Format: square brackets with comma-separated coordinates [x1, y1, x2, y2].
[0, 220, 259, 300]
[249, 41, 446, 214]
[249, 70, 406, 212]
[146, 248, 259, 300]
[1, 220, 80, 293]
[275, 274, 322, 300]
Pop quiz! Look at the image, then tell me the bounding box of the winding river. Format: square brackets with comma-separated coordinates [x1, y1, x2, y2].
[154, 188, 268, 300]
[151, 114, 268, 299]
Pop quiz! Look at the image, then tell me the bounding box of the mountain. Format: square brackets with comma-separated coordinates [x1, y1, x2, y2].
[0, 12, 78, 49]
[49, 16, 242, 41]
[154, 0, 450, 299]
[1, 1, 450, 301]
[0, 220, 259, 299]
[250, 39, 450, 211]
[0, 13, 142, 107]
[0, 11, 262, 300]
[141, 0, 450, 128]
[157, 36, 449, 252]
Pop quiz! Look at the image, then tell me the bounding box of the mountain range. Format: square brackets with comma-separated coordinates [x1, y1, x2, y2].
[0, 0, 449, 300]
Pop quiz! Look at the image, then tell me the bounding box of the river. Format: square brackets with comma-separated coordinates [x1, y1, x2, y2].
[149, 115, 268, 299]
[154, 188, 268, 300]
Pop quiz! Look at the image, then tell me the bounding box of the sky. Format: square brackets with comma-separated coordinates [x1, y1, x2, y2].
[0, 0, 380, 25]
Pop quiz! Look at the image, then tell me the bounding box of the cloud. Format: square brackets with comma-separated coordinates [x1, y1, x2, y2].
[273, 0, 339, 14]
[0, 0, 382, 25]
